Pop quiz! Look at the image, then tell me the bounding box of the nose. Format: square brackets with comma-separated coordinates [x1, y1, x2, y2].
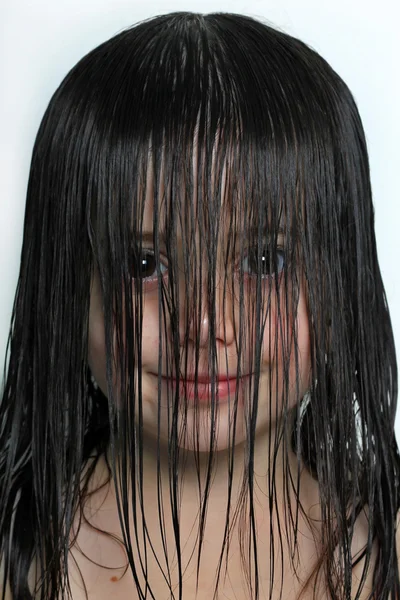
[178, 275, 235, 349]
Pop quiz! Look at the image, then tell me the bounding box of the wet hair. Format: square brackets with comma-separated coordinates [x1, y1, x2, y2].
[1, 11, 399, 600]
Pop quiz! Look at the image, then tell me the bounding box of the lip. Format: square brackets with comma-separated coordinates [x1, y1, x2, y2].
[160, 374, 251, 402]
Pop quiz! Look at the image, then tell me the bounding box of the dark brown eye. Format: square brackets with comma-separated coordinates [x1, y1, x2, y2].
[241, 248, 285, 278]
[132, 250, 167, 281]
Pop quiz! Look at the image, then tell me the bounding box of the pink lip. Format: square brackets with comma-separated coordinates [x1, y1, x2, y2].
[161, 374, 250, 402]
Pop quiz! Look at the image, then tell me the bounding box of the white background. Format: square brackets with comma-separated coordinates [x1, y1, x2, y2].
[1, 0, 399, 435]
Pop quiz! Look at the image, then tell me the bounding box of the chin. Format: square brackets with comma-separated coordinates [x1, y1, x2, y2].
[174, 397, 248, 454]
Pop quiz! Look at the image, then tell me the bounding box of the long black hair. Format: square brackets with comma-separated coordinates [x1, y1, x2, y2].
[1, 11, 399, 600]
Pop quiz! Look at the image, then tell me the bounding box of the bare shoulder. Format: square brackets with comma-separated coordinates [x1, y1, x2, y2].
[0, 552, 39, 600]
[349, 509, 400, 600]
[397, 511, 400, 554]
[0, 555, 12, 600]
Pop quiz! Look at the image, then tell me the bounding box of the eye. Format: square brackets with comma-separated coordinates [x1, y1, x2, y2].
[132, 250, 168, 282]
[240, 247, 285, 278]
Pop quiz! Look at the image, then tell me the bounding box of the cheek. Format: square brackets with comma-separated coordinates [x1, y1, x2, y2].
[88, 309, 108, 394]
[140, 294, 164, 360]
[292, 298, 312, 390]
[88, 286, 163, 393]
[260, 287, 311, 390]
[258, 290, 287, 366]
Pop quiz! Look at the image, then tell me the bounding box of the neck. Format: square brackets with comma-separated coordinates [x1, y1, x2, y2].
[138, 420, 293, 519]
[80, 420, 321, 599]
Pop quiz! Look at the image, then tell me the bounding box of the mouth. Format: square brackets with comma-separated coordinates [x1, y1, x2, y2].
[160, 374, 251, 402]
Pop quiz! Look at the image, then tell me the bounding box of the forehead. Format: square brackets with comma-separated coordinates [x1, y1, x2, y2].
[140, 155, 229, 230]
[137, 144, 284, 242]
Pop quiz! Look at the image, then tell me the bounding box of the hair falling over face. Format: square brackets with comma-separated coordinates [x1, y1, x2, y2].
[0, 11, 400, 600]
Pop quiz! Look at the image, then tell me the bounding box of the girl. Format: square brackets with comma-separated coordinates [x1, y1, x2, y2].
[0, 11, 399, 600]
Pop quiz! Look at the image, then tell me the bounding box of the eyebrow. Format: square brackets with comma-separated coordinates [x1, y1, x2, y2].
[133, 231, 167, 245]
[135, 227, 285, 245]
[247, 226, 286, 237]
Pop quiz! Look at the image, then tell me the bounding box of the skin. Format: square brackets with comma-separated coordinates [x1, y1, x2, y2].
[69, 175, 386, 598]
[80, 275, 320, 600]
[77, 149, 382, 599]
[88, 148, 312, 456]
[83, 171, 317, 598]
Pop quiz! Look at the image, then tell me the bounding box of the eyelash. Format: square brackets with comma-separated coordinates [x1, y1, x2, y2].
[239, 247, 285, 279]
[131, 250, 168, 284]
[131, 247, 286, 286]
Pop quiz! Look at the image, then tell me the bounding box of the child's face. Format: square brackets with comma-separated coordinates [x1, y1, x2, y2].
[88, 170, 312, 454]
